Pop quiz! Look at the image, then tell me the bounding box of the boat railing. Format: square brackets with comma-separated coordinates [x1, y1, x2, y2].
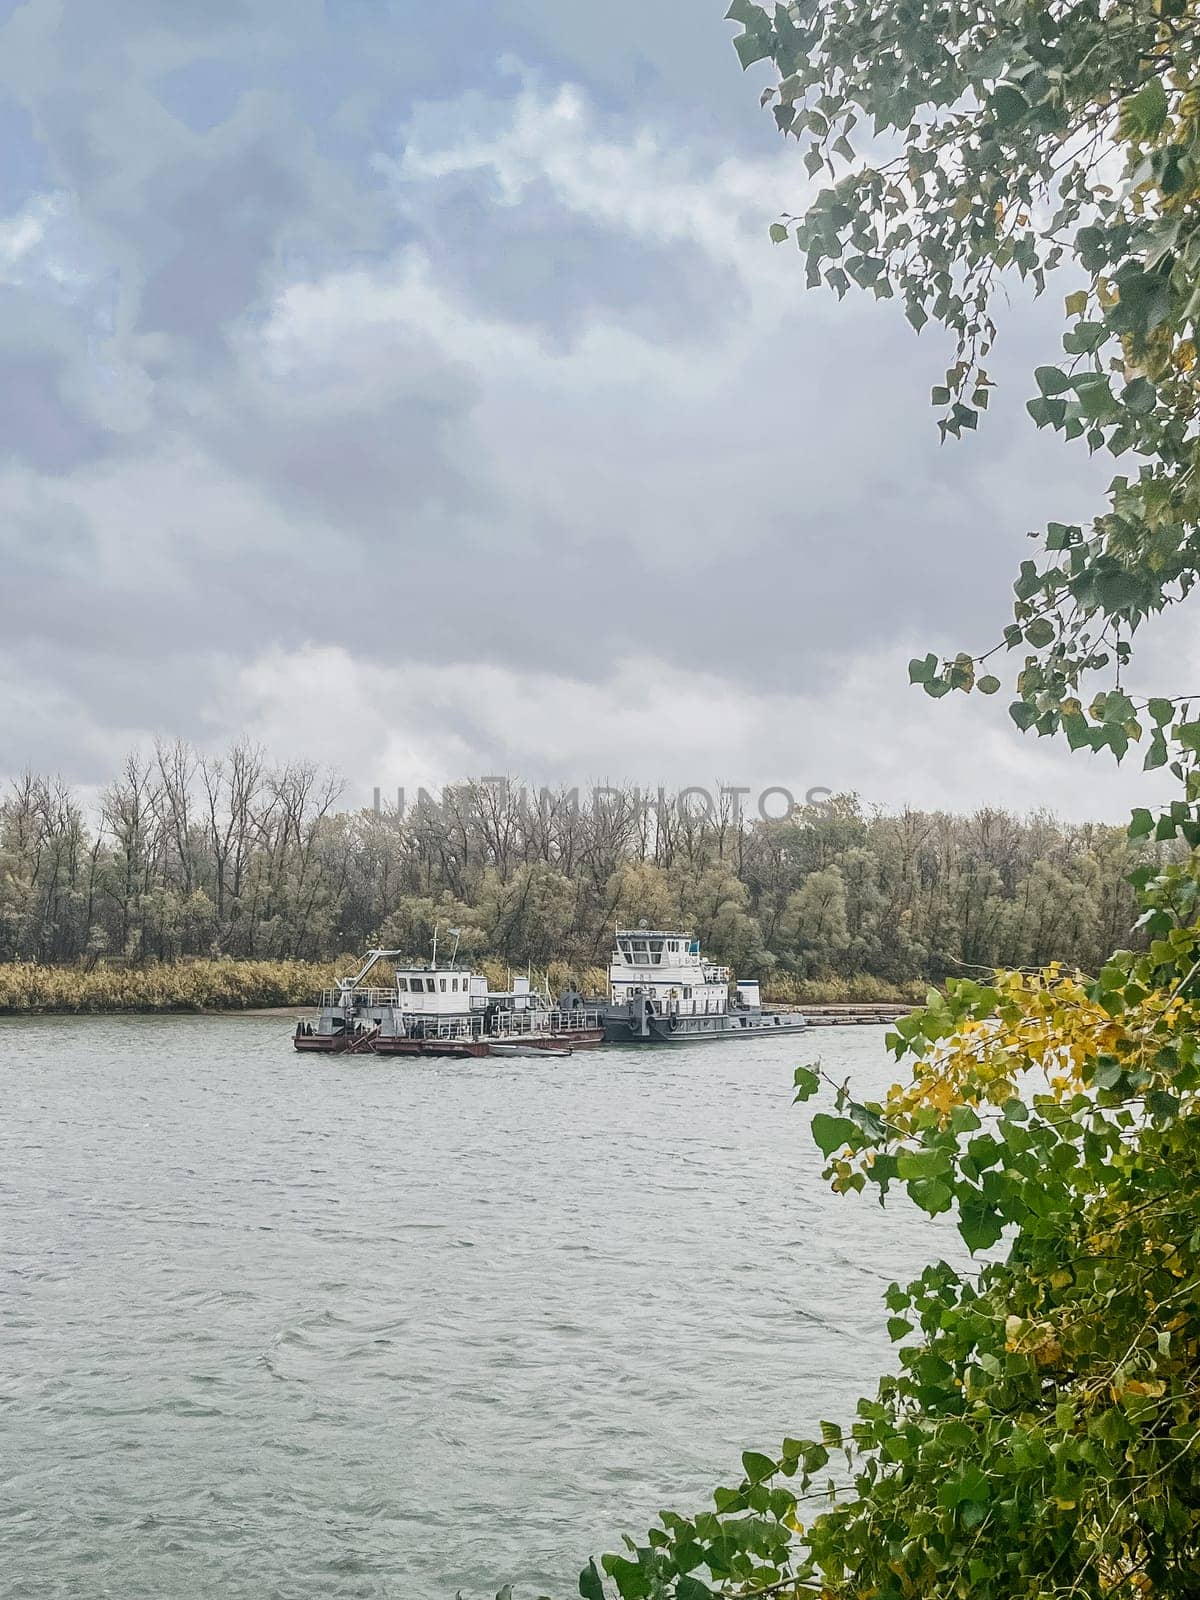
[317, 996, 602, 1040]
[406, 1015, 484, 1040]
[320, 986, 399, 1007]
[703, 966, 731, 984]
[491, 1008, 601, 1037]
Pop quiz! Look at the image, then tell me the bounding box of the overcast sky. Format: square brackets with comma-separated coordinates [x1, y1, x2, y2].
[0, 0, 1183, 820]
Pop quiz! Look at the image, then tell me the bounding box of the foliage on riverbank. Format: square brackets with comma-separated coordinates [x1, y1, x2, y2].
[2, 760, 1157, 987]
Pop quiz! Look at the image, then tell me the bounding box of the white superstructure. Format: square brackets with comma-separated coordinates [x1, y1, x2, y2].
[608, 928, 731, 1018]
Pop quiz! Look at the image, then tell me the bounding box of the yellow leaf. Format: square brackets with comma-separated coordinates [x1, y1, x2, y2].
[1122, 1378, 1165, 1398]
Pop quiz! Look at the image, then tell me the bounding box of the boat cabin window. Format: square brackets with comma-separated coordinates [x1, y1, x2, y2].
[396, 977, 409, 992]
[683, 986, 692, 999]
[439, 978, 446, 992]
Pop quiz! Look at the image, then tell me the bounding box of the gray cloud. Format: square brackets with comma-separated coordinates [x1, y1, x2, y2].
[0, 1, 1138, 817]
[401, 168, 747, 348]
[0, 292, 111, 470]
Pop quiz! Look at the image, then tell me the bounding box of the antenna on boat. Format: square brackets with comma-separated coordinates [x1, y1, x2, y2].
[448, 926, 461, 964]
[431, 922, 439, 969]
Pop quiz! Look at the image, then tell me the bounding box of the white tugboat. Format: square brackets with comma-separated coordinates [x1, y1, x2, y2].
[598, 927, 807, 1043]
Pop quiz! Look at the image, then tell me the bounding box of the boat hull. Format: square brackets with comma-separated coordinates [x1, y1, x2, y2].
[295, 1024, 605, 1057]
[599, 1008, 807, 1044]
[374, 1026, 604, 1057]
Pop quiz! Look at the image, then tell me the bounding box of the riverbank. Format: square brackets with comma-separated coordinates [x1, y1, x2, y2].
[0, 959, 345, 1015]
[0, 958, 924, 1016]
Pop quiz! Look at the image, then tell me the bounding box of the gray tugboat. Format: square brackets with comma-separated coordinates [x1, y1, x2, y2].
[294, 941, 604, 1057]
[596, 927, 807, 1043]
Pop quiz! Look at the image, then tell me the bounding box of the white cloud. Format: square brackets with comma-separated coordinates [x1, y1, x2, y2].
[393, 73, 808, 287]
[206, 642, 1173, 822]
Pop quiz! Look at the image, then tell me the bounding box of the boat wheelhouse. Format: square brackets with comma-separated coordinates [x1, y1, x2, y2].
[610, 929, 732, 1016]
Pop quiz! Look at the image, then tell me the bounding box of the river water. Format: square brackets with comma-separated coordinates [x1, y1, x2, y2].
[0, 1017, 961, 1600]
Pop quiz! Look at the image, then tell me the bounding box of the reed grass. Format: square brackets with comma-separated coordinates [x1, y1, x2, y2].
[0, 959, 350, 1015]
[760, 973, 926, 1006]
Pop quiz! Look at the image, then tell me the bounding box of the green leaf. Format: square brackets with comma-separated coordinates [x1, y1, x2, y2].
[908, 652, 937, 684]
[769, 222, 789, 244]
[959, 1199, 1004, 1253]
[1009, 701, 1039, 731]
[909, 1177, 953, 1216]
[1146, 1089, 1179, 1123]
[1128, 808, 1155, 840]
[1145, 733, 1169, 771]
[580, 1559, 607, 1600]
[1035, 365, 1071, 396]
[843, 1098, 888, 1140]
[1122, 376, 1156, 416]
[733, 28, 773, 69]
[1120, 75, 1169, 140]
[793, 1065, 820, 1102]
[742, 1450, 777, 1484]
[977, 674, 1001, 695]
[991, 82, 1028, 127]
[811, 1113, 862, 1156]
[602, 1557, 650, 1600]
[897, 1148, 951, 1180]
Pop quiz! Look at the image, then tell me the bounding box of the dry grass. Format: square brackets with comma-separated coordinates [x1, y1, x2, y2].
[0, 959, 351, 1015]
[761, 973, 927, 1007]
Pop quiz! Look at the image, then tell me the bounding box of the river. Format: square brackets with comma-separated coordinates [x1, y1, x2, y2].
[1, 1016, 961, 1599]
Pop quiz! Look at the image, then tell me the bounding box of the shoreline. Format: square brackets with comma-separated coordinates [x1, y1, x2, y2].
[1, 1001, 913, 1021]
[0, 1004, 312, 1020]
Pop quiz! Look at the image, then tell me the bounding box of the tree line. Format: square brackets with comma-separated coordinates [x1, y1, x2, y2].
[0, 744, 1162, 984]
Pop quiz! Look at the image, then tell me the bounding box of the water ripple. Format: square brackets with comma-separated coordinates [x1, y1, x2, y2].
[0, 1015, 961, 1599]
